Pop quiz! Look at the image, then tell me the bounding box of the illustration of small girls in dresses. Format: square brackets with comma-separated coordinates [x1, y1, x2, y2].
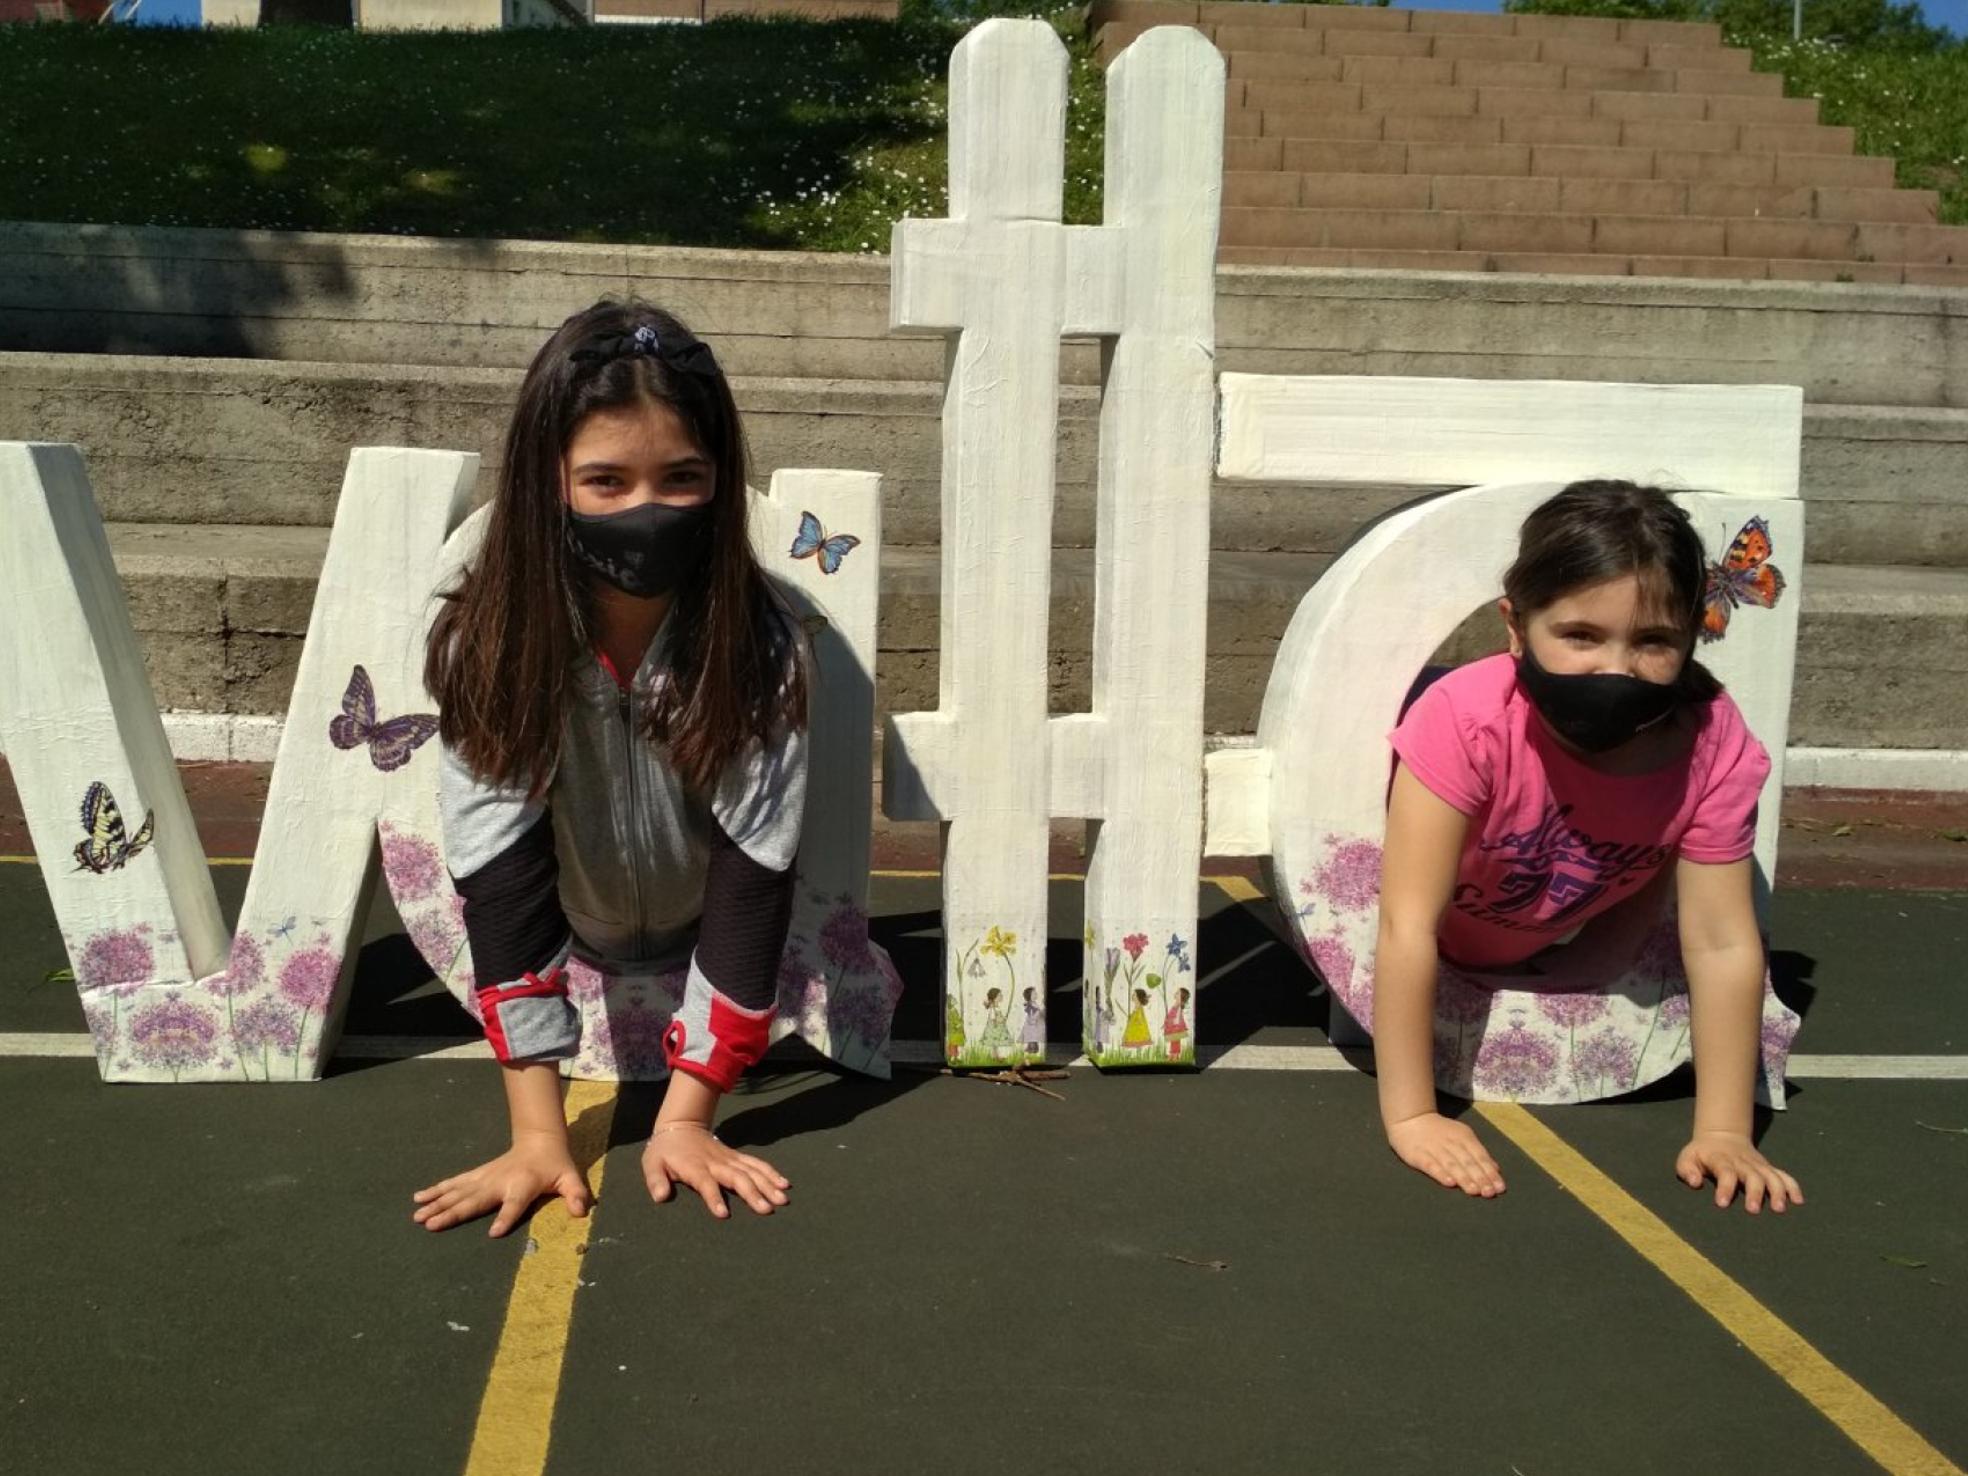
[1162, 986, 1192, 1061]
[979, 986, 1014, 1062]
[1020, 986, 1044, 1062]
[1121, 987, 1153, 1055]
[946, 995, 967, 1059]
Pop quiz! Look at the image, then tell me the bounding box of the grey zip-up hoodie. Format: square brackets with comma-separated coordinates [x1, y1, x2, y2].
[440, 614, 807, 1091]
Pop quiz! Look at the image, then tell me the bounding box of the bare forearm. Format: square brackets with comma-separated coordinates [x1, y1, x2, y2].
[1687, 942, 1764, 1139]
[500, 1060, 571, 1145]
[1374, 925, 1441, 1129]
[656, 1068, 722, 1130]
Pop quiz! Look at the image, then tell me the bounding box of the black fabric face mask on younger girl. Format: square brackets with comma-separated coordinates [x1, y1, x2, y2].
[565, 500, 710, 599]
[1514, 643, 1682, 754]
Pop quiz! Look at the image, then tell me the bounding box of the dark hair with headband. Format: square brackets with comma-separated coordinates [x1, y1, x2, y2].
[1503, 480, 1720, 702]
[427, 300, 805, 796]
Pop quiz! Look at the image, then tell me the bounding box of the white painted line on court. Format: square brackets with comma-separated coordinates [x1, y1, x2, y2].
[3, 1032, 1965, 1079]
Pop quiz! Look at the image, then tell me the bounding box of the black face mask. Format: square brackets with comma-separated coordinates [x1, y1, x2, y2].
[1515, 642, 1682, 754]
[565, 500, 710, 599]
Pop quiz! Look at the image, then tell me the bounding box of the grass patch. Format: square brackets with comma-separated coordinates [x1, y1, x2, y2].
[0, 11, 1103, 250]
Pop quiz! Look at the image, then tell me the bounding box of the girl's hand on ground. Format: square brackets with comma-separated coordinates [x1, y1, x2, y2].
[1677, 1131, 1804, 1214]
[411, 1134, 592, 1237]
[642, 1123, 790, 1219]
[1387, 1112, 1507, 1197]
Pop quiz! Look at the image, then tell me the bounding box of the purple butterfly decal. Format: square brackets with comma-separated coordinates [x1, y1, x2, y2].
[328, 665, 439, 773]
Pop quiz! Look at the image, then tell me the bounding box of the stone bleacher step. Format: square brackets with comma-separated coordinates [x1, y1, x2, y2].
[14, 355, 1967, 562]
[1215, 47, 1757, 86]
[1221, 207, 1968, 275]
[1233, 72, 1787, 119]
[1230, 109, 1859, 158]
[100, 525, 1968, 748]
[1214, 245, 1958, 286]
[1227, 138, 1899, 191]
[1224, 170, 1939, 225]
[1089, 1, 1727, 52]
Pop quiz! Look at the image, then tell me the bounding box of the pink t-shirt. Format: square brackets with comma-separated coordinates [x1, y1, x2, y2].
[1389, 654, 1770, 969]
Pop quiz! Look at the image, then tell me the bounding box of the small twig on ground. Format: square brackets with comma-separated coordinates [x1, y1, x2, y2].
[975, 1069, 1068, 1101]
[1914, 1120, 1968, 1136]
[896, 1063, 1069, 1100]
[1163, 1253, 1229, 1272]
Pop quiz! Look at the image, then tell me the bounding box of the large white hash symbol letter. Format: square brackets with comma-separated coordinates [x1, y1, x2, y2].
[881, 19, 1223, 1068]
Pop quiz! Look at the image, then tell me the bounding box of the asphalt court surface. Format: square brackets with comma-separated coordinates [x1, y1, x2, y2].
[3, 863, 1964, 1475]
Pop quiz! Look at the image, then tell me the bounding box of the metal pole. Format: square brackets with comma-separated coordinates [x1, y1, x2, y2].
[1794, 0, 1803, 39]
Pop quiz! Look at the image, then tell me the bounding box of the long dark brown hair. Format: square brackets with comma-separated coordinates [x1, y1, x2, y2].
[1502, 480, 1721, 702]
[427, 301, 804, 797]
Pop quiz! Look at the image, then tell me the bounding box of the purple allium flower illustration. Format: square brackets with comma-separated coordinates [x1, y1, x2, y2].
[818, 902, 875, 973]
[1760, 1010, 1798, 1062]
[1122, 933, 1148, 961]
[1305, 931, 1356, 1003]
[127, 995, 219, 1072]
[77, 925, 154, 990]
[611, 1000, 672, 1077]
[1103, 947, 1120, 979]
[1435, 970, 1494, 1026]
[1634, 915, 1682, 982]
[1312, 838, 1383, 916]
[828, 978, 894, 1046]
[380, 826, 445, 904]
[404, 908, 463, 979]
[234, 997, 303, 1055]
[565, 956, 606, 1005]
[211, 930, 264, 998]
[83, 999, 116, 1052]
[776, 951, 827, 1025]
[1472, 1019, 1560, 1098]
[1657, 986, 1691, 1030]
[277, 940, 341, 1013]
[1534, 990, 1610, 1028]
[1573, 1028, 1639, 1088]
[1165, 934, 1192, 973]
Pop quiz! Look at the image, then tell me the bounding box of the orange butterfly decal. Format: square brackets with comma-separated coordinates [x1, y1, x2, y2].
[1700, 517, 1785, 644]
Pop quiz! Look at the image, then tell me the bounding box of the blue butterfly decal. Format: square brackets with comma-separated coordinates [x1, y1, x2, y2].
[789, 510, 860, 576]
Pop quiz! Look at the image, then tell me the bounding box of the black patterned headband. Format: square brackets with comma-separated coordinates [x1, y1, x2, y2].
[569, 322, 721, 381]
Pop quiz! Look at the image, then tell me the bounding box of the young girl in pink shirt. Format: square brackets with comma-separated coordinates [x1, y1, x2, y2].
[1374, 482, 1802, 1213]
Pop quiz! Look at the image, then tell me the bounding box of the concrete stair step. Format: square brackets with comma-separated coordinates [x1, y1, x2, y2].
[1233, 68, 1784, 115]
[12, 232, 1967, 403]
[98, 526, 1968, 747]
[1224, 171, 1940, 225]
[1220, 206, 1968, 266]
[1239, 108, 1854, 157]
[1228, 137, 1898, 190]
[13, 356, 1967, 564]
[1212, 37, 1754, 78]
[1092, 8, 1729, 59]
[1215, 246, 1964, 287]
[1224, 53, 1767, 99]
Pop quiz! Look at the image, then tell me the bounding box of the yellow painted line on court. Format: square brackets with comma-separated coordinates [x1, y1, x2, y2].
[1478, 1102, 1963, 1476]
[1209, 875, 1265, 903]
[462, 1079, 619, 1476]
